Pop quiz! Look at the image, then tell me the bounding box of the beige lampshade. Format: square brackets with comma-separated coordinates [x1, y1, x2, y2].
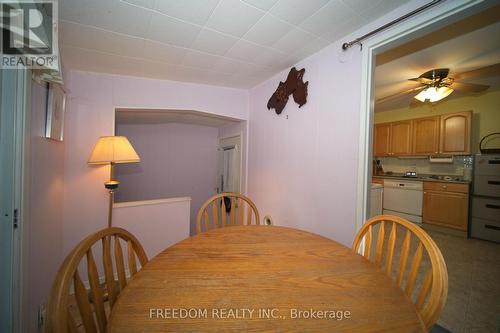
[88, 136, 140, 164]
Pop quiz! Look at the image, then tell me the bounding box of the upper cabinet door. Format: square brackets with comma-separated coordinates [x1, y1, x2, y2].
[413, 116, 440, 155]
[391, 120, 413, 155]
[439, 111, 472, 155]
[374, 123, 391, 156]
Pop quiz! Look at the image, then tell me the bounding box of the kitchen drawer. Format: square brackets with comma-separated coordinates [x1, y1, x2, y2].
[473, 175, 500, 197]
[470, 217, 500, 243]
[423, 181, 469, 193]
[372, 178, 384, 185]
[475, 155, 500, 175]
[472, 197, 500, 221]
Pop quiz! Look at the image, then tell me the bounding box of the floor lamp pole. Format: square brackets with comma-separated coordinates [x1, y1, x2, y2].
[104, 162, 119, 228]
[108, 189, 114, 228]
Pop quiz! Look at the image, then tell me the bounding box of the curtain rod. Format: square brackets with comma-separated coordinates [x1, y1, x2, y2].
[341, 0, 443, 51]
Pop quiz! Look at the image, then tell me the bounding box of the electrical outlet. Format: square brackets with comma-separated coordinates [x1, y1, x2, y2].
[37, 303, 46, 329]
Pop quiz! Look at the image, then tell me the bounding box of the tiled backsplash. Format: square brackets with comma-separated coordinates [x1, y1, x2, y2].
[376, 156, 474, 179]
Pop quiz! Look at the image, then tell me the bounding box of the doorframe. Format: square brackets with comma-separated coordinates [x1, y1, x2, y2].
[0, 68, 31, 333]
[355, 0, 489, 232]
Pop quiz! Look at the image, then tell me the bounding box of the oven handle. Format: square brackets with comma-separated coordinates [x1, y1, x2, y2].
[486, 204, 500, 210]
[487, 180, 500, 185]
[485, 224, 500, 231]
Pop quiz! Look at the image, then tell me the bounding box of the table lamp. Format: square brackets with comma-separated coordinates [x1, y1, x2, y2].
[88, 136, 140, 227]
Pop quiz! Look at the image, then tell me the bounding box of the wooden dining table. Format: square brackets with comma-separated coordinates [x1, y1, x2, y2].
[107, 226, 425, 332]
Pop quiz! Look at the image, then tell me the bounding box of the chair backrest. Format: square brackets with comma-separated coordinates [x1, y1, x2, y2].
[195, 192, 260, 234]
[46, 227, 148, 333]
[352, 215, 448, 331]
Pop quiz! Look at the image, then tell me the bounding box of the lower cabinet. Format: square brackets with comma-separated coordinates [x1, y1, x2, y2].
[423, 182, 469, 231]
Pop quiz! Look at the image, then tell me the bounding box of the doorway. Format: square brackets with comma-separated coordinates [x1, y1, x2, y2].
[113, 108, 247, 235]
[357, 1, 500, 332]
[356, 0, 489, 231]
[217, 135, 241, 194]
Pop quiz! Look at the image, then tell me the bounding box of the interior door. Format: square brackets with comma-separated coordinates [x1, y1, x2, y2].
[0, 68, 27, 332]
[217, 136, 241, 194]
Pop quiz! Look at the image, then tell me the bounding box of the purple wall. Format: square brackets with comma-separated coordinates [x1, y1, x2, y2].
[246, 1, 424, 246]
[115, 122, 219, 235]
[28, 80, 65, 332]
[248, 45, 362, 246]
[63, 71, 248, 255]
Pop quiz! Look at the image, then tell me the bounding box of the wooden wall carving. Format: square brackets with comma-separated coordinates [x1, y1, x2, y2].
[267, 67, 308, 115]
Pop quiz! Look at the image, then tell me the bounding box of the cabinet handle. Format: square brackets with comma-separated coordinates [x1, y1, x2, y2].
[486, 204, 500, 210]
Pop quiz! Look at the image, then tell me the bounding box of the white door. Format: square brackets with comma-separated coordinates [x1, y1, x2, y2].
[217, 136, 241, 194]
[0, 68, 27, 332]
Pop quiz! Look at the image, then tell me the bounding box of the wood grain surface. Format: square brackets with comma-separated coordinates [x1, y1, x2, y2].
[107, 226, 425, 333]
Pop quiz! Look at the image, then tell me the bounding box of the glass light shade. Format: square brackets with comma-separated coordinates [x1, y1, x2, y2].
[88, 136, 140, 164]
[414, 86, 454, 102]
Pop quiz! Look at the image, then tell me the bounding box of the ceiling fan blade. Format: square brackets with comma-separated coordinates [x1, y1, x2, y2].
[420, 68, 449, 80]
[376, 86, 425, 104]
[451, 81, 489, 93]
[408, 77, 433, 84]
[455, 63, 500, 81]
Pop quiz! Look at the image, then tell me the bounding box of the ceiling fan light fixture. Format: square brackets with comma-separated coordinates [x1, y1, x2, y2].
[414, 89, 429, 102]
[414, 86, 454, 103]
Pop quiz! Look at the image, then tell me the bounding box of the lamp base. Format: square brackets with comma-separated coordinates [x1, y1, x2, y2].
[104, 180, 119, 190]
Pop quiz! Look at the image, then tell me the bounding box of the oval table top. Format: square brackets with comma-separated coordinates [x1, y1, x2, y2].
[108, 226, 425, 333]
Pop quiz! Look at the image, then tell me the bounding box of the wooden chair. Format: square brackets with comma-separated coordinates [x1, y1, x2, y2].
[46, 227, 148, 333]
[195, 192, 260, 234]
[352, 215, 448, 331]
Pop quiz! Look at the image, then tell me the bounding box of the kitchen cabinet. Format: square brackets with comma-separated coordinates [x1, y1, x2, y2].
[423, 182, 469, 231]
[374, 111, 471, 157]
[391, 120, 413, 156]
[439, 112, 471, 155]
[374, 123, 391, 156]
[374, 121, 412, 156]
[412, 116, 440, 155]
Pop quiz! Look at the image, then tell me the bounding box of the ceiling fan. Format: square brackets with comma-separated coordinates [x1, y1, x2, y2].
[377, 62, 500, 104]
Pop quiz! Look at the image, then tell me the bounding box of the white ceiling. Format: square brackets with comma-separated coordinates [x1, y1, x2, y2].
[59, 0, 410, 88]
[115, 108, 242, 127]
[375, 16, 500, 112]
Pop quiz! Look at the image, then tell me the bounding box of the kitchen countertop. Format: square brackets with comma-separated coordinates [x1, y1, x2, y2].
[373, 174, 471, 184]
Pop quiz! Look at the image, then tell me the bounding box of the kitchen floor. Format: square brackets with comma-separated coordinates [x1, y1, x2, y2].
[423, 226, 500, 333]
